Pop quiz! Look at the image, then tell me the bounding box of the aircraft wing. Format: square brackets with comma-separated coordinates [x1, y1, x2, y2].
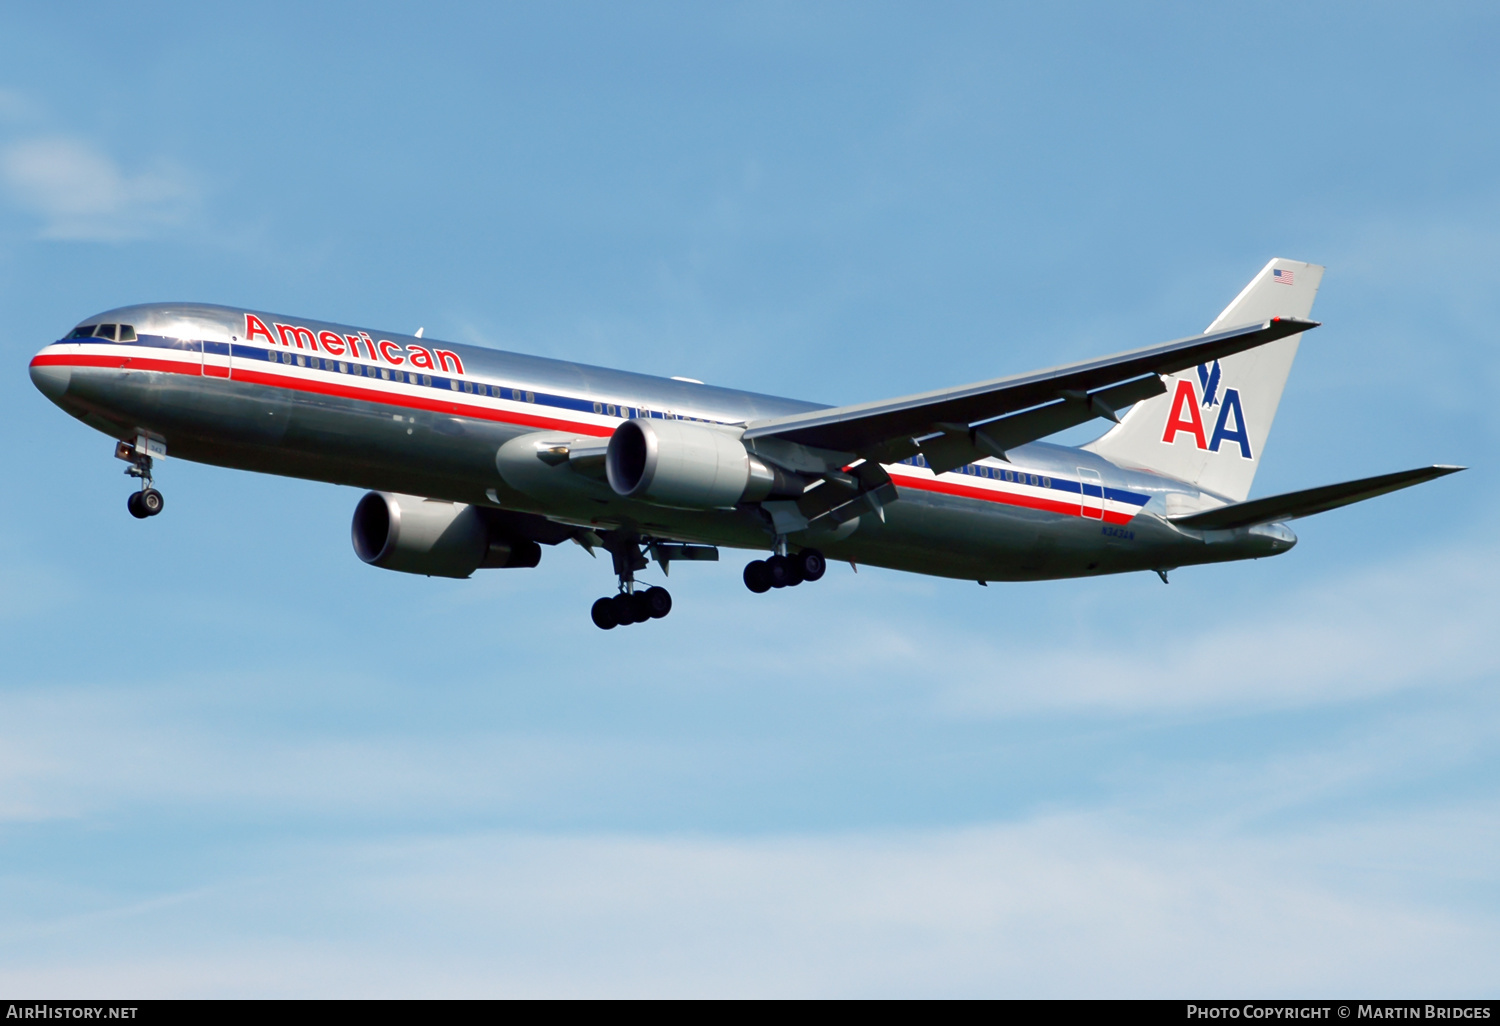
[1169, 465, 1465, 531]
[741, 317, 1318, 474]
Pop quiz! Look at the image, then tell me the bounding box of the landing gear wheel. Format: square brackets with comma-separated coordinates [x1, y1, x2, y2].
[743, 560, 773, 594]
[612, 592, 640, 625]
[795, 548, 826, 582]
[767, 554, 802, 588]
[140, 488, 164, 516]
[591, 597, 619, 630]
[644, 586, 672, 619]
[630, 592, 653, 622]
[126, 492, 149, 519]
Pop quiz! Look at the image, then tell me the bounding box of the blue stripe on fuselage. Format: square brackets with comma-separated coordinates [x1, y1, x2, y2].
[64, 333, 1154, 509]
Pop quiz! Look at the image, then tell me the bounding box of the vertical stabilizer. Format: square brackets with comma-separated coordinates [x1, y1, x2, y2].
[1084, 257, 1324, 503]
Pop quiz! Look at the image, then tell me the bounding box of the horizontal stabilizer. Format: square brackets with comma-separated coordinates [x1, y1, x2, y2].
[1170, 465, 1465, 531]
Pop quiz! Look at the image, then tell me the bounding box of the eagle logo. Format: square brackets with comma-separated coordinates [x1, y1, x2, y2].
[1196, 360, 1222, 408]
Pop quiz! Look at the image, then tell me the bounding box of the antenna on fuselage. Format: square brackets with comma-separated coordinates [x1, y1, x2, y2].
[414, 327, 424, 338]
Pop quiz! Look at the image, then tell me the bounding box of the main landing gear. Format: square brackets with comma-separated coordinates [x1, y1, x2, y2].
[590, 586, 672, 630]
[115, 441, 165, 520]
[590, 531, 672, 630]
[743, 547, 826, 594]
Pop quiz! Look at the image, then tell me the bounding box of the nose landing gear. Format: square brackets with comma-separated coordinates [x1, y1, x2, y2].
[116, 440, 164, 519]
[744, 547, 826, 594]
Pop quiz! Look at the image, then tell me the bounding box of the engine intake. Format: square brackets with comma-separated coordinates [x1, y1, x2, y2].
[352, 492, 541, 578]
[605, 419, 801, 509]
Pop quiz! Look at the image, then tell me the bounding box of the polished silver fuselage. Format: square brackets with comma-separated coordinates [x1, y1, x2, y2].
[30, 303, 1295, 582]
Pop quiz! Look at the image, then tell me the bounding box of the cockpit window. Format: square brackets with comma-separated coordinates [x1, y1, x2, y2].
[68, 326, 97, 339]
[94, 324, 118, 341]
[117, 324, 137, 341]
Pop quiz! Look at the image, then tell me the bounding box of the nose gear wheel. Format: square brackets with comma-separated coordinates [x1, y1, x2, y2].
[127, 488, 164, 519]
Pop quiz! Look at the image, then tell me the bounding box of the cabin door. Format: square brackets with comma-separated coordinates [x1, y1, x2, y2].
[1078, 467, 1104, 520]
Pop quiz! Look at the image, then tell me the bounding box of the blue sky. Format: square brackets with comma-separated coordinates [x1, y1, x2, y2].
[1, 2, 1496, 996]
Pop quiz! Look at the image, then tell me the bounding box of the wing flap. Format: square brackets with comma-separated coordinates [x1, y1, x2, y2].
[1169, 465, 1464, 531]
[916, 375, 1167, 474]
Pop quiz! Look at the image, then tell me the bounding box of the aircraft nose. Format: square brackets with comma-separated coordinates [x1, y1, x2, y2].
[29, 360, 71, 403]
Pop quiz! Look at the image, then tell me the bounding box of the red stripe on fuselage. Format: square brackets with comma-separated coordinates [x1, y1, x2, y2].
[32, 352, 201, 376]
[227, 366, 613, 438]
[32, 350, 1138, 524]
[895, 471, 1135, 525]
[31, 351, 614, 439]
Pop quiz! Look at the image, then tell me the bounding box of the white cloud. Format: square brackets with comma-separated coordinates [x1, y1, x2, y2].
[0, 135, 197, 240]
[548, 534, 1499, 722]
[0, 813, 1495, 997]
[0, 532, 1493, 994]
[3, 538, 1494, 825]
[843, 540, 1500, 718]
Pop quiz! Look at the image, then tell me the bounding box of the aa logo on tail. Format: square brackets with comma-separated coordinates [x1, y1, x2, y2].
[1162, 361, 1253, 459]
[1197, 360, 1221, 408]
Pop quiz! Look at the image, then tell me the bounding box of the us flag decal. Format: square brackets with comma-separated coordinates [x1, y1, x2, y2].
[1273, 268, 1295, 285]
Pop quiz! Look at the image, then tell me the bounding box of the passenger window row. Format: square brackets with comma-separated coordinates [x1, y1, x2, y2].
[259, 347, 723, 425]
[590, 400, 708, 423]
[899, 454, 1051, 488]
[264, 348, 541, 403]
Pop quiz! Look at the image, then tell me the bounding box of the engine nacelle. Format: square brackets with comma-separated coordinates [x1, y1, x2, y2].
[606, 419, 799, 509]
[351, 492, 541, 578]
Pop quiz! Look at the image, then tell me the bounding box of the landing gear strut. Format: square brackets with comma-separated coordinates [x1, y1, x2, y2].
[744, 546, 826, 594]
[116, 441, 164, 519]
[590, 532, 672, 630]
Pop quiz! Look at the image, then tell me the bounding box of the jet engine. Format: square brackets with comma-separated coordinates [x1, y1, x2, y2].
[605, 419, 801, 509]
[351, 491, 541, 578]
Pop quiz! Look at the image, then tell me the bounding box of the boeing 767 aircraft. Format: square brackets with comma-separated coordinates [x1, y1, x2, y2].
[28, 258, 1461, 628]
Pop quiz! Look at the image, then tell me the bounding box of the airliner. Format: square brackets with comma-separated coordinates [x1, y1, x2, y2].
[28, 258, 1461, 629]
